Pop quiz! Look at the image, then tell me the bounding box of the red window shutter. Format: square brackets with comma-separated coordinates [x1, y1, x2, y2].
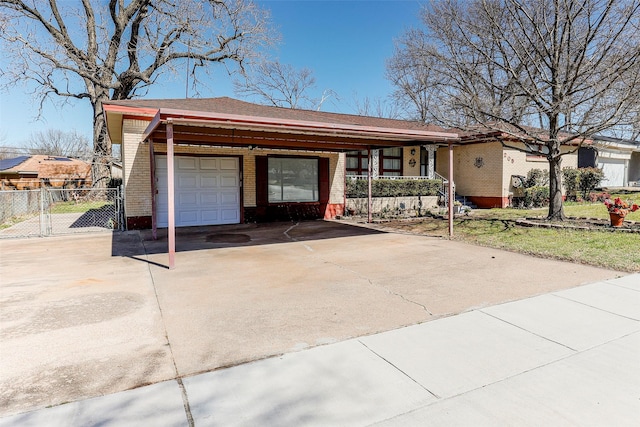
[255, 156, 268, 207]
[319, 157, 330, 203]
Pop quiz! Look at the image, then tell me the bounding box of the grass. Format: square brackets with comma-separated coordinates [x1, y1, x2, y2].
[50, 200, 112, 214]
[383, 193, 640, 272]
[458, 220, 640, 272]
[470, 192, 640, 222]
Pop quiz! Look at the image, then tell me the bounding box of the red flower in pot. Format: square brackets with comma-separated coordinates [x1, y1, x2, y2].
[604, 197, 639, 226]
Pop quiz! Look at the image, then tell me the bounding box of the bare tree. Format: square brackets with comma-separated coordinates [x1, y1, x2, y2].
[351, 94, 400, 119]
[27, 129, 92, 160]
[386, 29, 444, 123]
[0, 0, 273, 187]
[0, 132, 26, 160]
[388, 0, 640, 220]
[234, 60, 336, 110]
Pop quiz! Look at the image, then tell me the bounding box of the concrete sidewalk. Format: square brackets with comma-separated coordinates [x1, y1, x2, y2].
[2, 274, 638, 427]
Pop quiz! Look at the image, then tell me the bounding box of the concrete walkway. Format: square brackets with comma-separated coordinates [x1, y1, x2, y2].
[2, 273, 637, 427]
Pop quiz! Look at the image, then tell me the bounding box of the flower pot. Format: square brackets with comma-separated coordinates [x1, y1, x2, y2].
[609, 212, 624, 227]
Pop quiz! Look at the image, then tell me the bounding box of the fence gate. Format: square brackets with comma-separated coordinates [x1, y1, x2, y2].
[0, 187, 123, 239]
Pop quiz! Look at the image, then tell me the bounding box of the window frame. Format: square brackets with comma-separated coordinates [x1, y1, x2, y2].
[346, 150, 369, 176]
[267, 155, 320, 203]
[380, 147, 403, 176]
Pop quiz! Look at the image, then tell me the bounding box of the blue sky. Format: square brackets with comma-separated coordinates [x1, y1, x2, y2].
[0, 0, 423, 147]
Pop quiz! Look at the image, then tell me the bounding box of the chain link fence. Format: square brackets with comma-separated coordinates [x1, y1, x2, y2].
[0, 187, 123, 238]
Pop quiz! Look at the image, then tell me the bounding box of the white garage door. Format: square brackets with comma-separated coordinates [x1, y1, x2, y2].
[599, 159, 626, 187]
[155, 156, 240, 227]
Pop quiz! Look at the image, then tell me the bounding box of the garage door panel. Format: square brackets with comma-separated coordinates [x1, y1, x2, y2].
[178, 175, 198, 189]
[200, 175, 218, 188]
[178, 210, 199, 224]
[178, 157, 197, 170]
[221, 209, 240, 221]
[155, 155, 240, 227]
[220, 175, 238, 187]
[200, 158, 218, 170]
[200, 192, 219, 205]
[156, 157, 167, 169]
[156, 193, 168, 205]
[157, 211, 168, 225]
[220, 192, 239, 204]
[201, 210, 220, 222]
[219, 158, 237, 170]
[178, 192, 198, 206]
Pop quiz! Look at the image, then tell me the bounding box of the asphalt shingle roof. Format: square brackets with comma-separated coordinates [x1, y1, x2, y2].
[104, 97, 452, 133]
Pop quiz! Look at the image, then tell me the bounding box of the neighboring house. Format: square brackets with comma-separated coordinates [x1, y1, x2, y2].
[434, 131, 580, 208]
[110, 160, 123, 180]
[0, 155, 92, 190]
[103, 97, 457, 230]
[578, 136, 640, 188]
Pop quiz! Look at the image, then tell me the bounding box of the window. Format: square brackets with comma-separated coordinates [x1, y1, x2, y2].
[526, 153, 547, 162]
[268, 157, 319, 202]
[346, 151, 369, 175]
[380, 147, 402, 176]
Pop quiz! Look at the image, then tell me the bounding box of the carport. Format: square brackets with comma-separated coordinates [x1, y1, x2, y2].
[114, 103, 460, 268]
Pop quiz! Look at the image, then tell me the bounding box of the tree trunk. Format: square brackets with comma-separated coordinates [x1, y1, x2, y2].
[91, 96, 111, 189]
[547, 154, 565, 220]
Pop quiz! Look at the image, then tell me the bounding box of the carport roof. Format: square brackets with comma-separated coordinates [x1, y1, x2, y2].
[104, 97, 459, 152]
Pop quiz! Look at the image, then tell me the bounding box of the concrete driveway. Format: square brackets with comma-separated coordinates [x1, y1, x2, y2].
[0, 220, 624, 417]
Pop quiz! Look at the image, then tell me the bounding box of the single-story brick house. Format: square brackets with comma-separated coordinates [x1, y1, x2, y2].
[106, 97, 621, 230]
[0, 155, 91, 190]
[103, 97, 459, 231]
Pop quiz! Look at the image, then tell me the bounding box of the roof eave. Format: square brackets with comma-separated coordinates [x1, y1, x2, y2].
[147, 108, 458, 145]
[104, 103, 159, 145]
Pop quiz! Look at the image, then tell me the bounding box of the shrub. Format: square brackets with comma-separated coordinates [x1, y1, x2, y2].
[562, 167, 580, 201]
[346, 178, 440, 198]
[525, 169, 549, 188]
[562, 167, 604, 200]
[522, 186, 549, 208]
[578, 167, 604, 199]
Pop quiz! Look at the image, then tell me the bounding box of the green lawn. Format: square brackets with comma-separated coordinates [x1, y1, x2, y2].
[457, 219, 640, 272]
[50, 200, 112, 214]
[385, 193, 640, 272]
